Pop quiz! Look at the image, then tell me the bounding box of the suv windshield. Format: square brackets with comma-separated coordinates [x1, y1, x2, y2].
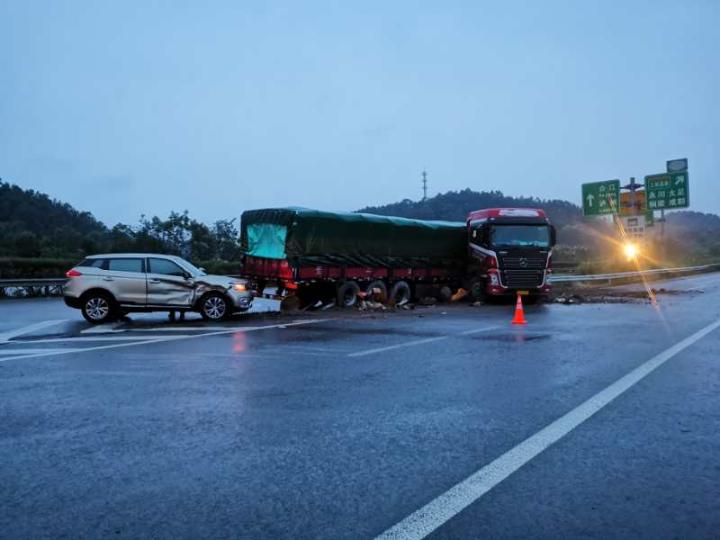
[491, 225, 550, 248]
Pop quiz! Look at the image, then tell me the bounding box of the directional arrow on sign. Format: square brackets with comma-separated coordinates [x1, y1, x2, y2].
[582, 179, 620, 216]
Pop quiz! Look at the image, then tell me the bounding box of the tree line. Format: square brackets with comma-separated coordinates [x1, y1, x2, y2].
[0, 181, 242, 261]
[2, 180, 720, 268]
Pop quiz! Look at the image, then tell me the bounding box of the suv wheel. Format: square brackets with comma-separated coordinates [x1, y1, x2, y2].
[81, 293, 116, 324]
[200, 293, 229, 321]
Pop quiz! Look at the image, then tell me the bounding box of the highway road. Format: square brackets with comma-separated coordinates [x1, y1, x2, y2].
[2, 273, 720, 539]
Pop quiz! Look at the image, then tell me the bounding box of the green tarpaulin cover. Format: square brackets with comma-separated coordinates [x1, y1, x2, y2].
[241, 207, 467, 268]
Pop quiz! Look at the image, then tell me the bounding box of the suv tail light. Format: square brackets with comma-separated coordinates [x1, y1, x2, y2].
[66, 269, 82, 278]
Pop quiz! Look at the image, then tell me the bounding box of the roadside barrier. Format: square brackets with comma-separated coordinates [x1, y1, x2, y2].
[549, 264, 719, 286]
[0, 278, 66, 298]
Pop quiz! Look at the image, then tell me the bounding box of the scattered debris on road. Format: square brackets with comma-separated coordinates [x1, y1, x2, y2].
[551, 286, 704, 304]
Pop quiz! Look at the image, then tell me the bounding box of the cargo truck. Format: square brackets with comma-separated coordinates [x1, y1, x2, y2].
[240, 207, 555, 308]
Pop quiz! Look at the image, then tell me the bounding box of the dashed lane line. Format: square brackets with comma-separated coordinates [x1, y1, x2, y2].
[0, 320, 68, 342]
[375, 317, 720, 540]
[0, 319, 327, 363]
[347, 326, 497, 358]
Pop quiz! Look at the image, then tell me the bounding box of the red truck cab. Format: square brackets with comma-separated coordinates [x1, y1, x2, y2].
[466, 208, 556, 299]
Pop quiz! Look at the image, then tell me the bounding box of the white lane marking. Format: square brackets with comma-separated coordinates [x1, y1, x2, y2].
[0, 348, 83, 355]
[376, 317, 720, 540]
[0, 319, 68, 342]
[0, 319, 326, 363]
[348, 336, 447, 358]
[129, 326, 236, 332]
[348, 326, 497, 358]
[17, 335, 194, 344]
[459, 326, 498, 336]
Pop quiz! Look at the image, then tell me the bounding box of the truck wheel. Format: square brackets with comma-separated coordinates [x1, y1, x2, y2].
[280, 295, 301, 311]
[337, 281, 360, 308]
[469, 279, 487, 302]
[365, 280, 388, 302]
[437, 286, 453, 303]
[81, 292, 117, 324]
[389, 281, 411, 306]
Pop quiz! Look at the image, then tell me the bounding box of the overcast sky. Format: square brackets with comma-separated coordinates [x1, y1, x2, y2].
[1, 1, 718, 226]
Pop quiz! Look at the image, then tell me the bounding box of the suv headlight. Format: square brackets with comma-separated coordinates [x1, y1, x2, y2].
[232, 282, 248, 292]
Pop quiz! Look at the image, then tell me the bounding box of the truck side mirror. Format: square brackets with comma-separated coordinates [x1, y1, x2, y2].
[550, 225, 557, 247]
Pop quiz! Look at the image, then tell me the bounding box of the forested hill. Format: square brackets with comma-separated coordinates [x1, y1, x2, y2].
[358, 188, 583, 229]
[0, 181, 109, 257]
[0, 181, 241, 262]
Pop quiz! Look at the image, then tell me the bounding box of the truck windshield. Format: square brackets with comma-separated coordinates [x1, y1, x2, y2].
[490, 225, 550, 248]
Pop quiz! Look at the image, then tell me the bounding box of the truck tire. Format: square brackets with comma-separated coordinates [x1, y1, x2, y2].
[437, 286, 453, 303]
[469, 278, 487, 302]
[337, 281, 361, 308]
[389, 280, 411, 306]
[365, 280, 388, 302]
[280, 295, 301, 312]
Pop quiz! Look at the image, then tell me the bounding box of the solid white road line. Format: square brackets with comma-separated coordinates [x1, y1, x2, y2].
[129, 326, 237, 332]
[0, 319, 326, 363]
[17, 335, 195, 344]
[376, 317, 720, 540]
[0, 319, 68, 342]
[348, 326, 497, 358]
[0, 348, 83, 355]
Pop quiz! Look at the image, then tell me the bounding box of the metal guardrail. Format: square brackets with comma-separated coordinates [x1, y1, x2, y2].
[0, 278, 66, 297]
[549, 264, 717, 284]
[0, 278, 67, 287]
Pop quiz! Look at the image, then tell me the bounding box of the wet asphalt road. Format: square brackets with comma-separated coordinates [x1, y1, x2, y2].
[1, 274, 720, 539]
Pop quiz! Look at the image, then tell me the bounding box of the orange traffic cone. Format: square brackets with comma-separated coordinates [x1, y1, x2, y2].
[511, 293, 527, 325]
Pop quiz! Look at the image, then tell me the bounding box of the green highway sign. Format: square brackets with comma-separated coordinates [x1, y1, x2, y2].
[645, 172, 689, 210]
[582, 179, 620, 216]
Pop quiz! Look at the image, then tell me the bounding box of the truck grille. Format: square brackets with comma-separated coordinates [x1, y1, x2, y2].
[499, 256, 547, 288]
[501, 257, 547, 270]
[503, 269, 545, 288]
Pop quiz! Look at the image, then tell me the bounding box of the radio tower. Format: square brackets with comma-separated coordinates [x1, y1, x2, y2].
[422, 170, 428, 201]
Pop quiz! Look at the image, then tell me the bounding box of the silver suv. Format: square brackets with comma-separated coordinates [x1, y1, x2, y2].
[63, 253, 253, 324]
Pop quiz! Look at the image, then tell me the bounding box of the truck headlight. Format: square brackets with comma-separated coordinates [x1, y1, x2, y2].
[623, 242, 639, 260]
[489, 273, 499, 286]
